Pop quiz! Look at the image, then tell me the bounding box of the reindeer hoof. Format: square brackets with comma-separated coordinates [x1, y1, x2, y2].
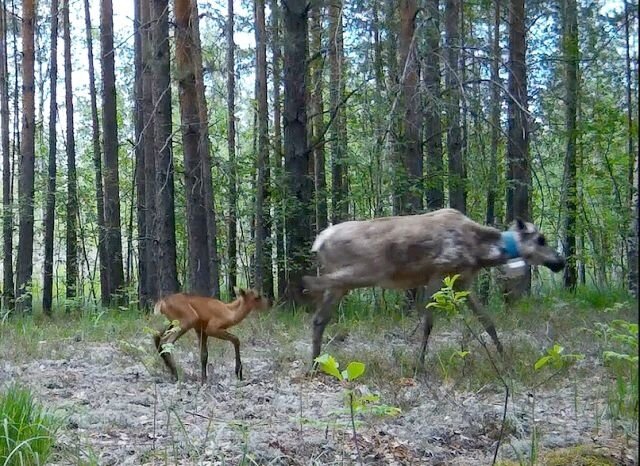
[235, 364, 243, 380]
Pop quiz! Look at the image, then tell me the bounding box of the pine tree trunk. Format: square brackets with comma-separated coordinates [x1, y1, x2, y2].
[283, 0, 312, 303]
[506, 0, 531, 295]
[561, 0, 578, 290]
[174, 0, 211, 296]
[226, 0, 238, 297]
[0, 0, 13, 310]
[83, 0, 109, 303]
[486, 0, 501, 226]
[152, 0, 179, 296]
[398, 0, 422, 215]
[310, 3, 327, 235]
[15, 0, 36, 312]
[424, 0, 444, 211]
[270, 0, 286, 299]
[100, 0, 125, 303]
[254, 0, 273, 298]
[63, 0, 78, 305]
[329, 0, 348, 223]
[43, 0, 59, 316]
[191, 0, 220, 297]
[445, 0, 465, 213]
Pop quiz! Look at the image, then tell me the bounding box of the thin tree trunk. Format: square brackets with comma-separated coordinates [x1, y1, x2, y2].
[100, 0, 125, 303]
[84, 0, 109, 303]
[398, 0, 422, 215]
[506, 0, 531, 295]
[63, 0, 78, 305]
[486, 0, 501, 226]
[445, 0, 465, 213]
[226, 0, 237, 297]
[283, 0, 312, 303]
[174, 0, 211, 296]
[561, 0, 578, 290]
[270, 0, 286, 299]
[329, 0, 348, 223]
[134, 0, 149, 307]
[310, 3, 327, 236]
[191, 0, 219, 297]
[1, 0, 14, 310]
[152, 0, 179, 296]
[254, 0, 273, 298]
[15, 0, 36, 312]
[43, 0, 60, 316]
[625, 0, 638, 296]
[424, 0, 444, 211]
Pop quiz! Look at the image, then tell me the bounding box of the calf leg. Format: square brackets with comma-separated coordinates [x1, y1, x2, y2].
[419, 308, 434, 367]
[210, 330, 243, 380]
[197, 332, 209, 384]
[155, 325, 189, 381]
[311, 289, 345, 362]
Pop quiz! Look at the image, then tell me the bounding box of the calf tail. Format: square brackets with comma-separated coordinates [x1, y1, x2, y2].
[153, 299, 165, 316]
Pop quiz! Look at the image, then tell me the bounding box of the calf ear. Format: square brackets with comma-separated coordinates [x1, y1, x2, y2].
[515, 218, 526, 231]
[238, 288, 247, 297]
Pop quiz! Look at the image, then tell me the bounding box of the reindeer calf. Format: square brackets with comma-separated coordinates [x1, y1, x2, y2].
[303, 208, 565, 365]
[153, 288, 270, 383]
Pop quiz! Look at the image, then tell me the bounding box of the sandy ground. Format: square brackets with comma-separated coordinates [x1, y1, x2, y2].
[0, 325, 637, 465]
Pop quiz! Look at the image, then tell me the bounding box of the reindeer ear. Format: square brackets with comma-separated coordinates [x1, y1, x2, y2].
[238, 288, 247, 297]
[515, 218, 526, 231]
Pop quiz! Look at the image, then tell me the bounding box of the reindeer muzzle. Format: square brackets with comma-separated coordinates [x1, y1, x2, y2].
[544, 256, 565, 273]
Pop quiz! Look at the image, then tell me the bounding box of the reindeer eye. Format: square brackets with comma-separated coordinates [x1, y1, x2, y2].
[537, 236, 546, 246]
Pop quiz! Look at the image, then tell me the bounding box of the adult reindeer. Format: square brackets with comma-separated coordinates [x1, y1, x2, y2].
[302, 208, 565, 365]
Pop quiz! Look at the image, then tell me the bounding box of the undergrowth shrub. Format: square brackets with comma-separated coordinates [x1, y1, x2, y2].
[0, 383, 60, 465]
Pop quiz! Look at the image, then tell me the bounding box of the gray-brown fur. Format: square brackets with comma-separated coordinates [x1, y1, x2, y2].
[303, 208, 565, 364]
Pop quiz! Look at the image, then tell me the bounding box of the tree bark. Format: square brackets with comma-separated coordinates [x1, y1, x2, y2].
[398, 0, 423, 215]
[424, 0, 444, 211]
[226, 0, 238, 297]
[270, 0, 286, 299]
[100, 0, 125, 303]
[329, 0, 348, 223]
[84, 0, 109, 303]
[63, 0, 78, 305]
[191, 0, 220, 297]
[486, 0, 501, 226]
[506, 0, 531, 294]
[174, 0, 211, 296]
[0, 0, 13, 310]
[152, 0, 179, 297]
[310, 2, 327, 234]
[15, 0, 36, 312]
[561, 0, 578, 290]
[254, 0, 273, 298]
[283, 0, 312, 303]
[445, 0, 465, 213]
[43, 0, 59, 316]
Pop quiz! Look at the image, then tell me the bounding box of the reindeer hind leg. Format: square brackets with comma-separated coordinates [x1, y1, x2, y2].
[156, 324, 189, 381]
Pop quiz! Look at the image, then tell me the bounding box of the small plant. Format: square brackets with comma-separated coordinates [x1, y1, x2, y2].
[314, 353, 400, 462]
[426, 274, 470, 319]
[534, 344, 584, 372]
[0, 383, 61, 465]
[597, 319, 638, 431]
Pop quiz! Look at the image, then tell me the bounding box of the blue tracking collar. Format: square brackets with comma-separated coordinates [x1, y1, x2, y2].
[501, 231, 520, 259]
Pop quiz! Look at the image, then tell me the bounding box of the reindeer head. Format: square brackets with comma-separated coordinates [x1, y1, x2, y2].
[236, 288, 271, 311]
[509, 219, 565, 272]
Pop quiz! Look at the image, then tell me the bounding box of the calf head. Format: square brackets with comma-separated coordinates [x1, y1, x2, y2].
[510, 219, 565, 272]
[237, 288, 271, 311]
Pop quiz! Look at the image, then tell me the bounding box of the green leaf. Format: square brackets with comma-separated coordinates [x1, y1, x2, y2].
[314, 353, 343, 380]
[344, 362, 366, 381]
[534, 355, 552, 370]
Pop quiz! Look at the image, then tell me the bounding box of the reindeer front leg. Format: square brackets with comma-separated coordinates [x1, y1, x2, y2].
[466, 294, 504, 355]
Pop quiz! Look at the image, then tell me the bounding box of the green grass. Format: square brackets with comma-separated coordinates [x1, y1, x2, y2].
[0, 384, 61, 466]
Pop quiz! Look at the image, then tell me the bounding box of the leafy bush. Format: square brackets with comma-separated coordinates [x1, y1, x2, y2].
[0, 384, 60, 465]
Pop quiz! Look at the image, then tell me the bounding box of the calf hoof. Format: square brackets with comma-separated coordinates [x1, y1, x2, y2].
[235, 364, 243, 381]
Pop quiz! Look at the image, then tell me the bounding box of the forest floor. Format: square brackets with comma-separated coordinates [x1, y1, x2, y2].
[0, 288, 638, 465]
